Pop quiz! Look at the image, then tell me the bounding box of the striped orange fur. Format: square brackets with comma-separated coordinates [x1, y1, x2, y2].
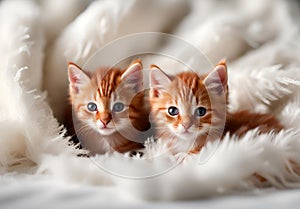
[149, 60, 283, 154]
[67, 60, 150, 155]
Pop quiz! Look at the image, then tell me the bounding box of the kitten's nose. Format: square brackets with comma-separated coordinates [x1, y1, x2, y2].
[100, 112, 112, 126]
[182, 122, 192, 130]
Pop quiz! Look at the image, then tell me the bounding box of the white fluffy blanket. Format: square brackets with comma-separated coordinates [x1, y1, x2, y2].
[1, 0, 300, 203]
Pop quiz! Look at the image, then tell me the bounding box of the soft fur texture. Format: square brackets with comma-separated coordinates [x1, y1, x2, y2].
[149, 62, 228, 154]
[149, 61, 283, 155]
[1, 0, 300, 203]
[67, 60, 150, 154]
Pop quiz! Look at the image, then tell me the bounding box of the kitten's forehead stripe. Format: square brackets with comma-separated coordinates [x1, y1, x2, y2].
[95, 68, 123, 98]
[97, 87, 102, 98]
[175, 72, 210, 107]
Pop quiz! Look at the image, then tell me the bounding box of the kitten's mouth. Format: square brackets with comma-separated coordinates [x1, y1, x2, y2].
[179, 130, 197, 139]
[96, 123, 115, 130]
[97, 126, 116, 135]
[182, 130, 191, 134]
[96, 123, 114, 130]
[100, 127, 111, 129]
[98, 126, 114, 131]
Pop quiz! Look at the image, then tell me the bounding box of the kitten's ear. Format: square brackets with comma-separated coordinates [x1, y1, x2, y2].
[120, 60, 143, 92]
[68, 62, 91, 94]
[150, 65, 171, 97]
[203, 60, 228, 95]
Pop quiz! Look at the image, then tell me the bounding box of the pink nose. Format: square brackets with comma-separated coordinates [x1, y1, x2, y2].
[182, 123, 192, 130]
[97, 112, 112, 126]
[101, 119, 111, 126]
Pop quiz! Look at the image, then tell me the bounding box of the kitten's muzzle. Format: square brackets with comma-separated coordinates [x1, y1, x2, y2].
[97, 112, 112, 127]
[182, 122, 192, 130]
[101, 119, 111, 126]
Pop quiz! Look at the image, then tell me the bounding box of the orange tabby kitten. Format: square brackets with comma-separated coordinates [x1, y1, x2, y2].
[149, 60, 283, 154]
[67, 60, 150, 155]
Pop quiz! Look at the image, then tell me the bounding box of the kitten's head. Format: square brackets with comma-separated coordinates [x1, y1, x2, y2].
[149, 61, 228, 141]
[68, 60, 143, 137]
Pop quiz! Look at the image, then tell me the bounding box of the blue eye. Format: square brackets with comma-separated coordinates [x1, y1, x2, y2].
[195, 107, 206, 117]
[87, 102, 97, 112]
[113, 102, 124, 112]
[168, 106, 179, 116]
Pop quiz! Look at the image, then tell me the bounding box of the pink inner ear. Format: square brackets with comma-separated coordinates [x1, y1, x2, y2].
[151, 89, 160, 98]
[121, 62, 143, 92]
[121, 62, 142, 80]
[203, 63, 228, 96]
[150, 69, 171, 88]
[68, 63, 81, 84]
[215, 65, 227, 87]
[69, 70, 79, 84]
[68, 67, 80, 93]
[68, 63, 90, 94]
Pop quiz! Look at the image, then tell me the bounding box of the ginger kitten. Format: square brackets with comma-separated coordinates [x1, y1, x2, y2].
[149, 60, 283, 154]
[67, 60, 150, 155]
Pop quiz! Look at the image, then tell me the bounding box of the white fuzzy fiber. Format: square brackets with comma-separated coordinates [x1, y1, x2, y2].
[1, 0, 300, 204]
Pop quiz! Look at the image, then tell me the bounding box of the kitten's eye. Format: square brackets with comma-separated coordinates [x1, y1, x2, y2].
[195, 107, 206, 117]
[168, 106, 179, 116]
[113, 102, 124, 112]
[87, 102, 97, 112]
